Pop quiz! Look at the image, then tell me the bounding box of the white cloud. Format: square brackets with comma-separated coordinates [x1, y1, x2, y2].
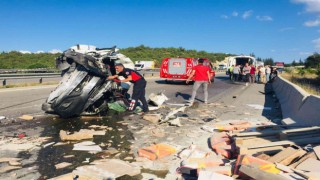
[19, 50, 31, 54]
[256, 15, 273, 21]
[304, 18, 320, 27]
[292, 0, 320, 13]
[232, 11, 238, 17]
[312, 37, 320, 50]
[35, 51, 45, 54]
[299, 51, 312, 55]
[279, 27, 295, 32]
[242, 10, 253, 19]
[221, 15, 229, 19]
[49, 49, 62, 54]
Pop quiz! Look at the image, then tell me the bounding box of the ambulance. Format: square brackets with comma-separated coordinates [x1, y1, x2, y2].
[160, 58, 215, 83]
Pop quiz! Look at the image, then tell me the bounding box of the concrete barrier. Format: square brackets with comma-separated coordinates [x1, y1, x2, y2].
[271, 76, 319, 126]
[292, 95, 320, 126]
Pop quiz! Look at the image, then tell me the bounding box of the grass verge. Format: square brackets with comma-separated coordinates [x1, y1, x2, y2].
[281, 72, 320, 96]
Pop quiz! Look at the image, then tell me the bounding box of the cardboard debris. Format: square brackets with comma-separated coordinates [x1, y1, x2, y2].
[0, 165, 22, 174]
[143, 114, 161, 124]
[169, 117, 182, 127]
[60, 129, 105, 141]
[55, 162, 72, 169]
[0, 158, 22, 163]
[18, 115, 33, 120]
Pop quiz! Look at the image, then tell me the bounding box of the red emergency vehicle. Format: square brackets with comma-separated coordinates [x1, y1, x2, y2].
[160, 58, 215, 82]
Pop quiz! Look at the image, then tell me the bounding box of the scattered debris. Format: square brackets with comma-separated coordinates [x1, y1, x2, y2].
[148, 92, 168, 106]
[43, 142, 56, 148]
[138, 144, 177, 160]
[0, 116, 5, 120]
[168, 117, 182, 127]
[72, 141, 102, 153]
[143, 114, 162, 124]
[160, 106, 186, 124]
[18, 115, 33, 120]
[60, 129, 105, 141]
[55, 162, 72, 169]
[108, 101, 127, 112]
[247, 104, 272, 110]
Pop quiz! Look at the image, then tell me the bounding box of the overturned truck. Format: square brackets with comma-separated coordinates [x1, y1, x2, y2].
[42, 45, 134, 118]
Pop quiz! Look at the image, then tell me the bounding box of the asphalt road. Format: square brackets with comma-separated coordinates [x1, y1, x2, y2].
[0, 74, 234, 119]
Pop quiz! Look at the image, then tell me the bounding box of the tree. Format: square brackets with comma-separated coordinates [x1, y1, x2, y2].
[292, 60, 297, 66]
[305, 53, 320, 68]
[263, 58, 274, 66]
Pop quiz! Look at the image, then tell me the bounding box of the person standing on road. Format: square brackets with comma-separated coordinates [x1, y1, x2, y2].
[242, 63, 251, 86]
[259, 65, 266, 84]
[232, 64, 241, 82]
[186, 58, 211, 105]
[249, 64, 256, 83]
[107, 63, 149, 113]
[266, 65, 271, 82]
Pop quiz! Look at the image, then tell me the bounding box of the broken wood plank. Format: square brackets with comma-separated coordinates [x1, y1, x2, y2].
[239, 145, 285, 155]
[234, 126, 320, 138]
[290, 152, 317, 168]
[296, 158, 320, 172]
[312, 145, 320, 160]
[239, 164, 287, 180]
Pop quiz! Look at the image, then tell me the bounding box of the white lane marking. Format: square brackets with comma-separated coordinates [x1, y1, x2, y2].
[0, 85, 57, 93]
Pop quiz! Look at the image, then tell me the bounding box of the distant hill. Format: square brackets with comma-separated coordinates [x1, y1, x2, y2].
[0, 46, 231, 69]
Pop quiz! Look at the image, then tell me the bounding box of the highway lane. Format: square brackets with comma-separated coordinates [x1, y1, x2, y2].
[0, 74, 235, 119]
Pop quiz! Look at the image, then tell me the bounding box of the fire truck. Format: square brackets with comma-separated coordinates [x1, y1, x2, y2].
[160, 58, 215, 83]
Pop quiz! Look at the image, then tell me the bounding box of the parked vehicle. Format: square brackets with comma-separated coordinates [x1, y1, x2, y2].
[218, 64, 227, 70]
[274, 62, 285, 73]
[160, 58, 215, 83]
[226, 55, 256, 75]
[42, 44, 133, 118]
[134, 60, 155, 71]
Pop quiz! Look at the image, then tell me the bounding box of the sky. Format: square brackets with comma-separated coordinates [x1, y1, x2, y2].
[1, 0, 320, 63]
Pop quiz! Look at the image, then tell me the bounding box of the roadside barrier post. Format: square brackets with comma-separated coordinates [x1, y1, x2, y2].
[3, 79, 6, 86]
[39, 78, 43, 84]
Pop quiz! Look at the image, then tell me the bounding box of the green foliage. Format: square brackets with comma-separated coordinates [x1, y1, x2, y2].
[119, 45, 229, 67]
[0, 51, 59, 69]
[297, 68, 306, 77]
[262, 58, 274, 66]
[0, 45, 232, 69]
[305, 53, 320, 68]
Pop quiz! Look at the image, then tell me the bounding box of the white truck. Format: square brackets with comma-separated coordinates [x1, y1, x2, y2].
[134, 60, 155, 71]
[226, 55, 257, 73]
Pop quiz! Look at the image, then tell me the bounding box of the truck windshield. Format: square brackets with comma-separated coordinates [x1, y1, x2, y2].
[135, 64, 142, 67]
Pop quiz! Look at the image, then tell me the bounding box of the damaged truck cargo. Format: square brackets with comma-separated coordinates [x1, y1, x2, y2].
[42, 44, 134, 118]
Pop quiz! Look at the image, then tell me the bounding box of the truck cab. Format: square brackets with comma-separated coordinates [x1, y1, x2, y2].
[134, 64, 144, 71]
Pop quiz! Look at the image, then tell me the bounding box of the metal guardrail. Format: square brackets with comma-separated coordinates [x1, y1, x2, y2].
[0, 73, 61, 78]
[0, 68, 58, 74]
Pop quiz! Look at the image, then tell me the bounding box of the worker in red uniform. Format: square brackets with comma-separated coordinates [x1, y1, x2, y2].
[108, 63, 149, 113]
[186, 58, 211, 105]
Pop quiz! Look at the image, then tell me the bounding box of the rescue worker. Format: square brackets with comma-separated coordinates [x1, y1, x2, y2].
[107, 63, 149, 113]
[186, 58, 211, 105]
